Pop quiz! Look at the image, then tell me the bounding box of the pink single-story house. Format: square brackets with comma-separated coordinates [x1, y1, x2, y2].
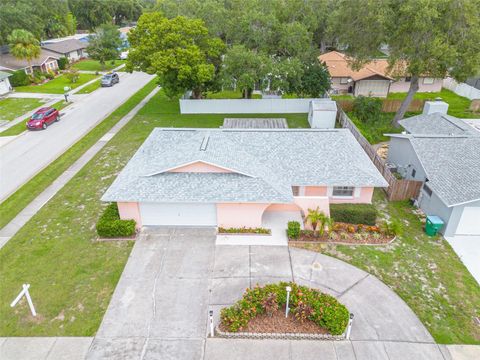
[319, 51, 442, 97]
[102, 128, 388, 229]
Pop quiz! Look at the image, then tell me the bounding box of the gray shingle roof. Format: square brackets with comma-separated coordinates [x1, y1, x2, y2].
[399, 113, 480, 136]
[102, 128, 388, 203]
[0, 49, 59, 71]
[41, 39, 87, 54]
[410, 136, 480, 206]
[0, 71, 12, 80]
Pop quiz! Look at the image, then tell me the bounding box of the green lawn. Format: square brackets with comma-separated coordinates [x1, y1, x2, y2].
[76, 79, 101, 94]
[347, 111, 411, 144]
[0, 100, 71, 137]
[14, 74, 98, 94]
[0, 98, 47, 121]
[293, 190, 480, 344]
[387, 89, 477, 118]
[0, 88, 308, 336]
[72, 59, 125, 72]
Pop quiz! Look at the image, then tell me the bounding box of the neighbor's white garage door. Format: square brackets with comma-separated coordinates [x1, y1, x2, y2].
[139, 202, 217, 226]
[456, 207, 480, 235]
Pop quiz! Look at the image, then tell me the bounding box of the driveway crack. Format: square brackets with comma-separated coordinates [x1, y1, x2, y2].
[338, 274, 370, 298]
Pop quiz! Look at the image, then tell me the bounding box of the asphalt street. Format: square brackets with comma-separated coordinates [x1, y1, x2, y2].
[0, 71, 154, 202]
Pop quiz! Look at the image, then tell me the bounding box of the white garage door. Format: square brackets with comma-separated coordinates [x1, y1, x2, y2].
[139, 202, 217, 226]
[355, 80, 390, 97]
[456, 207, 480, 235]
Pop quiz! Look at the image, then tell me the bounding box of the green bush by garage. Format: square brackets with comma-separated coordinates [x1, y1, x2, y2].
[330, 203, 377, 225]
[96, 203, 136, 238]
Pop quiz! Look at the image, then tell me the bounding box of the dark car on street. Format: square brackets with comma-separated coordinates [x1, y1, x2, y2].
[101, 72, 120, 87]
[26, 107, 60, 130]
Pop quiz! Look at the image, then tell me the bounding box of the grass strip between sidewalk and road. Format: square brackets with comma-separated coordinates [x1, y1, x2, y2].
[0, 78, 158, 229]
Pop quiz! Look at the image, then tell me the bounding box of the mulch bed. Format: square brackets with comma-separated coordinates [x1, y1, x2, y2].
[289, 222, 394, 245]
[220, 308, 328, 335]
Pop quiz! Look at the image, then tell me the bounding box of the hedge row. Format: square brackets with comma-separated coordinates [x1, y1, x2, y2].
[96, 203, 136, 238]
[220, 282, 349, 335]
[330, 203, 377, 225]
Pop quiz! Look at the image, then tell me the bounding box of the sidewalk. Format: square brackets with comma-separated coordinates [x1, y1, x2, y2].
[0, 86, 160, 249]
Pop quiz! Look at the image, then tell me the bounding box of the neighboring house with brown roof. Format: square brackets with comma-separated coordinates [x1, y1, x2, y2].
[319, 51, 442, 97]
[0, 46, 59, 74]
[41, 39, 87, 62]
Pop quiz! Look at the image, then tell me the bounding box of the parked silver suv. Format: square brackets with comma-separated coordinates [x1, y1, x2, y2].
[101, 72, 120, 87]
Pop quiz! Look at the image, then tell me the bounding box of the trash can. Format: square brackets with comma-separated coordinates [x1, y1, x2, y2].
[425, 215, 444, 236]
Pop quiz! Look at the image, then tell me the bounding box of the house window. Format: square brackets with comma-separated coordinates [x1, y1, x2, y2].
[340, 77, 349, 84]
[332, 186, 354, 197]
[292, 186, 300, 196]
[411, 168, 416, 178]
[423, 77, 435, 85]
[423, 183, 432, 197]
[405, 76, 411, 82]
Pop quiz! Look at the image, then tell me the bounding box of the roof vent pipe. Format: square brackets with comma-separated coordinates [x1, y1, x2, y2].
[200, 135, 210, 151]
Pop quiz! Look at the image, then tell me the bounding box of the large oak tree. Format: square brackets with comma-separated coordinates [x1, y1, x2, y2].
[126, 13, 225, 98]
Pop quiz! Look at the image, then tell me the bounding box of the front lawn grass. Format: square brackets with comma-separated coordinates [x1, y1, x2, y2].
[292, 190, 480, 344]
[387, 88, 476, 118]
[0, 100, 70, 138]
[72, 59, 125, 72]
[14, 74, 98, 94]
[0, 89, 308, 336]
[0, 98, 46, 121]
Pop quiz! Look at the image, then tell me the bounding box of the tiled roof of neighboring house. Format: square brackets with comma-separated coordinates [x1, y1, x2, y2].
[0, 71, 12, 80]
[399, 113, 480, 136]
[102, 128, 388, 203]
[319, 51, 408, 81]
[0, 49, 59, 71]
[409, 136, 480, 206]
[41, 39, 87, 55]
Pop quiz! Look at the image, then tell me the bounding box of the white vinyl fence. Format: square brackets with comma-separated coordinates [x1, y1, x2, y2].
[179, 98, 319, 114]
[443, 78, 480, 100]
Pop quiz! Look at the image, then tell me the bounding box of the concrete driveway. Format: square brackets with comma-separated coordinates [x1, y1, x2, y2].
[88, 228, 442, 359]
[445, 235, 480, 285]
[0, 71, 154, 202]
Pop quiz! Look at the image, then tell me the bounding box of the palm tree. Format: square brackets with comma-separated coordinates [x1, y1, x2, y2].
[8, 29, 41, 75]
[306, 207, 327, 237]
[322, 217, 335, 236]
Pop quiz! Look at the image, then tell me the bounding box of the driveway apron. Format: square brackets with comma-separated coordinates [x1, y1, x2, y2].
[87, 227, 216, 360]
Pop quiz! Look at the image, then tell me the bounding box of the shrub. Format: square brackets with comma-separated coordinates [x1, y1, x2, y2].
[96, 203, 136, 238]
[58, 57, 69, 70]
[220, 282, 349, 335]
[261, 292, 279, 317]
[45, 70, 55, 80]
[9, 70, 30, 87]
[287, 221, 301, 239]
[330, 203, 377, 225]
[380, 219, 402, 236]
[353, 95, 383, 123]
[64, 68, 80, 83]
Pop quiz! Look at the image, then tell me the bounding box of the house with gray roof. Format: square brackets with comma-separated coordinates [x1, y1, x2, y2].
[41, 39, 87, 62]
[0, 71, 12, 95]
[387, 110, 480, 236]
[0, 46, 59, 74]
[102, 128, 387, 229]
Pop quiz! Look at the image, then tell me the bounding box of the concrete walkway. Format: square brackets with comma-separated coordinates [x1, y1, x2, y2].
[0, 86, 160, 249]
[445, 235, 480, 285]
[0, 337, 92, 360]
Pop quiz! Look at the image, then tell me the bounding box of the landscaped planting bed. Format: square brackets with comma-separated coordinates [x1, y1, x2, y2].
[219, 282, 349, 338]
[218, 227, 271, 235]
[96, 203, 136, 239]
[288, 221, 397, 245]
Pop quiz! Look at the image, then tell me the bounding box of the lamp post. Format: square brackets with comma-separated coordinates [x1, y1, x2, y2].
[285, 286, 292, 318]
[346, 313, 354, 339]
[209, 310, 214, 337]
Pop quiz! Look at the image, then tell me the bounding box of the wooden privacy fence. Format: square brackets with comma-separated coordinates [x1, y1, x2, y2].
[337, 109, 422, 201]
[336, 98, 425, 113]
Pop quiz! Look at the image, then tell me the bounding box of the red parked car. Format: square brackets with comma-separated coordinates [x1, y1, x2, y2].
[26, 107, 60, 130]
